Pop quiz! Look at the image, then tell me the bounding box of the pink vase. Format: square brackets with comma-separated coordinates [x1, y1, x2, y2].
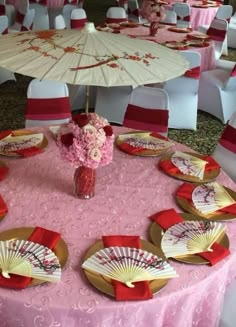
[74, 166, 96, 199]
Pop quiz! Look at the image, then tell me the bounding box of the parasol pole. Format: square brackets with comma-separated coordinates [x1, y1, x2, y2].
[85, 85, 90, 115]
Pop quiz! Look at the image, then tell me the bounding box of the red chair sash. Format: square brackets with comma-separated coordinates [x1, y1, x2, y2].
[219, 124, 236, 153]
[16, 11, 25, 24]
[177, 15, 190, 21]
[230, 64, 236, 77]
[207, 27, 226, 41]
[0, 4, 6, 15]
[71, 17, 87, 29]
[184, 66, 200, 79]
[106, 17, 127, 24]
[26, 97, 71, 120]
[123, 104, 169, 133]
[1, 27, 8, 34]
[29, 0, 47, 5]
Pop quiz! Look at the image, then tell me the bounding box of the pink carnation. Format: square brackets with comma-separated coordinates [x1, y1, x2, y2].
[57, 113, 114, 169]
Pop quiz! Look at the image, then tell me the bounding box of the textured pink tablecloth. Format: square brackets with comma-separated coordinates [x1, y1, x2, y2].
[0, 126, 235, 327]
[119, 25, 215, 72]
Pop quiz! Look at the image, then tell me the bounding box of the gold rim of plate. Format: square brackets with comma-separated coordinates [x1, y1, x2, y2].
[176, 186, 236, 221]
[159, 151, 220, 183]
[168, 27, 192, 33]
[116, 131, 173, 157]
[149, 213, 229, 264]
[0, 227, 68, 287]
[0, 129, 48, 157]
[165, 41, 188, 49]
[82, 240, 169, 297]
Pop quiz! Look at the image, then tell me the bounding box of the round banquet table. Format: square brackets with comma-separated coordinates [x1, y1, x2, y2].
[0, 126, 236, 327]
[118, 24, 215, 72]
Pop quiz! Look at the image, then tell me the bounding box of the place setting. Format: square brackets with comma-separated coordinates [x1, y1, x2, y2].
[81, 235, 178, 300]
[168, 27, 192, 33]
[0, 129, 48, 158]
[175, 181, 236, 221]
[149, 208, 230, 265]
[0, 226, 68, 288]
[158, 151, 221, 183]
[116, 131, 174, 156]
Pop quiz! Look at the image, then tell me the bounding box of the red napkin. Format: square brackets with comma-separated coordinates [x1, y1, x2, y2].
[0, 194, 8, 216]
[149, 208, 230, 265]
[102, 235, 153, 300]
[159, 155, 220, 176]
[176, 183, 236, 214]
[0, 227, 61, 289]
[14, 146, 43, 157]
[0, 165, 9, 181]
[0, 130, 12, 140]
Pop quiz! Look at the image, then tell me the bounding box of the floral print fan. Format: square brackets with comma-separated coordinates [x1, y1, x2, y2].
[82, 246, 178, 288]
[161, 221, 226, 258]
[0, 133, 44, 154]
[192, 182, 236, 214]
[0, 240, 61, 282]
[171, 151, 208, 180]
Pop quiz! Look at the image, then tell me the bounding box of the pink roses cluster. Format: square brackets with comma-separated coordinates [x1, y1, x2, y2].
[57, 113, 114, 169]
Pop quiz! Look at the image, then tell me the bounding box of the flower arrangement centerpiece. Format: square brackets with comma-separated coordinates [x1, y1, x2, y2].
[141, 0, 166, 36]
[57, 113, 114, 199]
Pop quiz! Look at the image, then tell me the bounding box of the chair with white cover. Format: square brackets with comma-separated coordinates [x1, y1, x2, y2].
[220, 278, 236, 327]
[126, 0, 143, 23]
[29, 2, 49, 30]
[54, 14, 66, 29]
[160, 10, 177, 25]
[25, 79, 72, 127]
[173, 3, 191, 28]
[94, 86, 133, 125]
[198, 64, 236, 124]
[198, 18, 228, 60]
[9, 0, 30, 31]
[123, 86, 169, 136]
[106, 7, 128, 23]
[227, 20, 236, 49]
[0, 15, 16, 84]
[162, 51, 201, 130]
[212, 112, 236, 182]
[68, 84, 97, 112]
[70, 8, 87, 29]
[62, 1, 79, 29]
[9, 8, 35, 32]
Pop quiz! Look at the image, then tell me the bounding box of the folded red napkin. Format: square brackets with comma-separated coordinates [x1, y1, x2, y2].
[0, 130, 12, 140]
[149, 208, 230, 265]
[0, 165, 9, 181]
[176, 183, 236, 214]
[159, 154, 220, 176]
[0, 227, 61, 289]
[14, 146, 43, 157]
[0, 194, 8, 216]
[102, 235, 153, 300]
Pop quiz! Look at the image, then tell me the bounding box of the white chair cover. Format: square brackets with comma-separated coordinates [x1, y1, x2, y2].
[212, 112, 236, 182]
[173, 3, 191, 28]
[94, 86, 133, 125]
[62, 3, 79, 29]
[70, 8, 87, 28]
[106, 7, 127, 23]
[29, 3, 49, 30]
[25, 79, 72, 127]
[219, 278, 236, 326]
[123, 86, 169, 136]
[0, 14, 7, 34]
[198, 65, 236, 124]
[9, 8, 35, 32]
[54, 14, 66, 29]
[160, 10, 177, 25]
[163, 50, 201, 130]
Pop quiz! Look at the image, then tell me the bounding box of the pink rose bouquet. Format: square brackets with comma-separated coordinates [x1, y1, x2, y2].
[57, 113, 114, 169]
[141, 0, 166, 23]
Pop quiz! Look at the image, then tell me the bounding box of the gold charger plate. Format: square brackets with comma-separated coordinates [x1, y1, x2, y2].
[0, 227, 68, 286]
[187, 33, 210, 40]
[0, 129, 48, 157]
[116, 131, 173, 157]
[176, 186, 236, 221]
[149, 213, 229, 264]
[82, 239, 169, 297]
[168, 27, 192, 33]
[165, 41, 189, 50]
[159, 152, 220, 183]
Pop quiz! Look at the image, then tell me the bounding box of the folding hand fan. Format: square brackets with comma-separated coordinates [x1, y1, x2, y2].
[82, 246, 178, 288]
[171, 152, 208, 180]
[118, 133, 173, 151]
[192, 182, 236, 214]
[0, 133, 44, 154]
[0, 240, 61, 282]
[161, 220, 226, 258]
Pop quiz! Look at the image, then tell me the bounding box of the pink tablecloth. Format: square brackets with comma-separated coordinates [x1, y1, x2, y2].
[119, 24, 215, 72]
[0, 126, 235, 327]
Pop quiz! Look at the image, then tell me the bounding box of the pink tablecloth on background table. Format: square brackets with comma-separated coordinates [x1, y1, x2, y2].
[0, 126, 235, 327]
[119, 24, 215, 72]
